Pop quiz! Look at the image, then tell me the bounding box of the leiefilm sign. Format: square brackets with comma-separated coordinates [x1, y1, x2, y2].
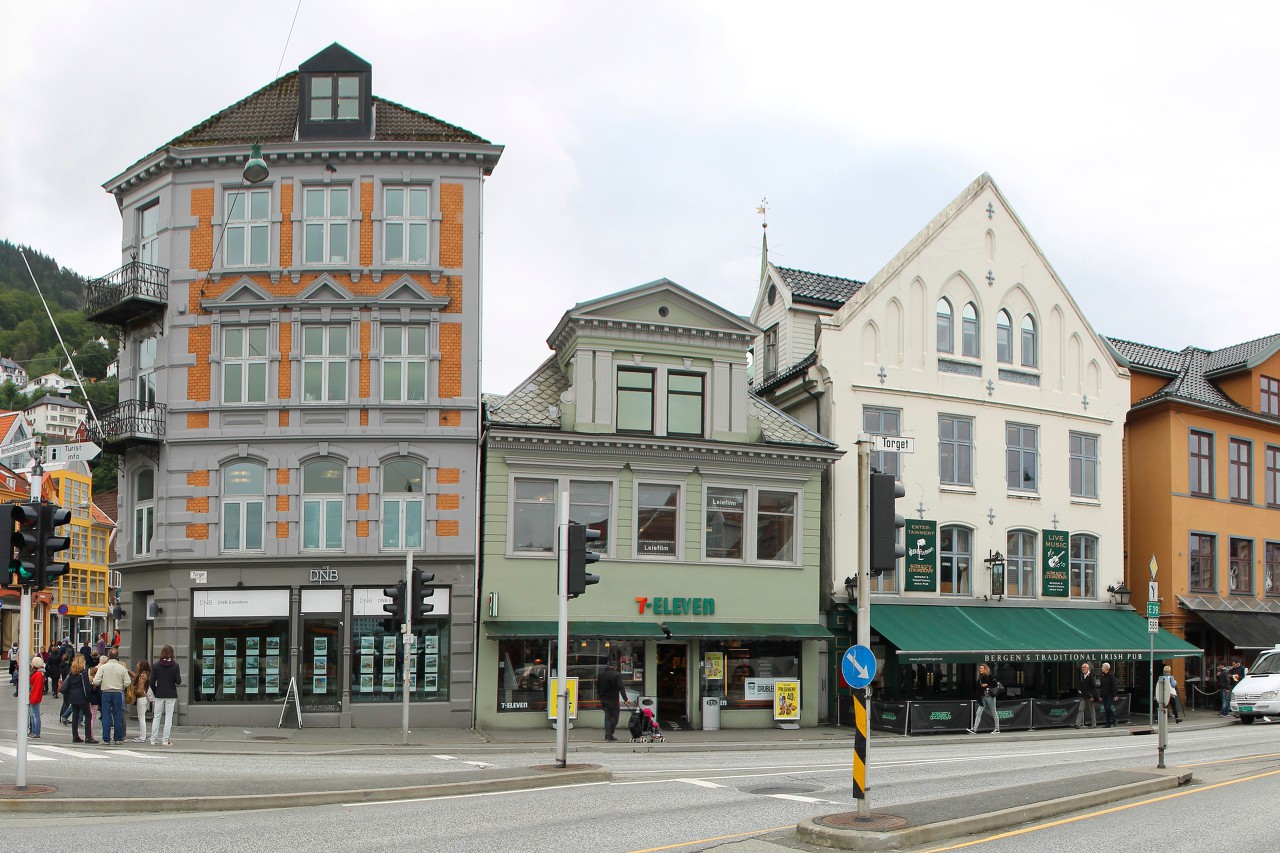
[904, 520, 937, 592]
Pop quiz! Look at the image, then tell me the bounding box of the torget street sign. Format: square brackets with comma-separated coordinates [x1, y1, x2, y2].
[873, 435, 914, 454]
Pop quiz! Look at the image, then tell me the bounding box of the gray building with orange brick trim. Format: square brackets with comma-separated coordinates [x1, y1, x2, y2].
[87, 44, 501, 728]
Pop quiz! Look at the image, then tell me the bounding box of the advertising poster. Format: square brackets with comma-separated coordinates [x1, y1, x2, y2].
[904, 519, 938, 592]
[359, 674, 373, 693]
[1041, 529, 1070, 597]
[704, 652, 724, 681]
[546, 676, 579, 720]
[245, 637, 260, 654]
[266, 674, 280, 694]
[266, 637, 280, 654]
[773, 679, 800, 721]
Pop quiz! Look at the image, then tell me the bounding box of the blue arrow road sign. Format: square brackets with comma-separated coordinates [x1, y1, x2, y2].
[842, 645, 877, 689]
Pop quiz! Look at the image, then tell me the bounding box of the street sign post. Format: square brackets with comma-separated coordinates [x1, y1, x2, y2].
[1146, 601, 1159, 618]
[44, 442, 102, 464]
[1148, 617, 1159, 633]
[872, 435, 915, 454]
[0, 438, 36, 461]
[842, 645, 878, 690]
[1148, 556, 1159, 727]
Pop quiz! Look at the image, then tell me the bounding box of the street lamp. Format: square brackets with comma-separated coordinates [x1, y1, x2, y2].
[1107, 582, 1132, 607]
[984, 550, 1006, 601]
[243, 144, 270, 184]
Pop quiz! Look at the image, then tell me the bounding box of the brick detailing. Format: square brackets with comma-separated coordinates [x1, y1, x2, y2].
[444, 275, 463, 313]
[280, 182, 294, 266]
[436, 493, 460, 511]
[440, 410, 461, 427]
[279, 410, 289, 427]
[278, 320, 292, 400]
[360, 181, 374, 267]
[359, 409, 369, 426]
[356, 521, 370, 538]
[439, 322, 462, 398]
[186, 524, 209, 540]
[187, 497, 209, 514]
[190, 187, 214, 272]
[276, 522, 289, 539]
[187, 471, 210, 487]
[359, 319, 371, 400]
[437, 467, 460, 485]
[276, 495, 289, 512]
[356, 493, 370, 511]
[188, 326, 211, 402]
[357, 467, 370, 484]
[436, 519, 459, 537]
[439, 183, 464, 268]
[187, 412, 210, 429]
[277, 468, 290, 485]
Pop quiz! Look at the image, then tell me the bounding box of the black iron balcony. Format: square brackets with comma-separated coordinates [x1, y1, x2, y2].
[90, 399, 166, 454]
[85, 260, 168, 326]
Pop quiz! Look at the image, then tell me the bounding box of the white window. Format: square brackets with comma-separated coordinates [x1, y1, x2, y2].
[1006, 530, 1036, 598]
[309, 75, 360, 121]
[138, 203, 160, 266]
[936, 298, 954, 354]
[382, 326, 428, 402]
[134, 469, 154, 558]
[137, 334, 158, 408]
[509, 478, 613, 555]
[384, 187, 430, 264]
[1021, 314, 1038, 368]
[996, 310, 1013, 364]
[864, 407, 901, 479]
[940, 525, 971, 595]
[222, 461, 265, 552]
[381, 459, 424, 550]
[961, 302, 979, 358]
[704, 485, 799, 564]
[302, 459, 344, 551]
[225, 190, 270, 267]
[570, 481, 612, 554]
[1070, 534, 1098, 599]
[636, 483, 679, 558]
[1006, 423, 1038, 492]
[223, 327, 269, 404]
[303, 187, 350, 264]
[302, 326, 348, 402]
[1070, 432, 1099, 499]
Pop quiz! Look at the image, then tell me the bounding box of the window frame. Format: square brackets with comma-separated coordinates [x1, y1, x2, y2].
[1188, 532, 1216, 593]
[383, 185, 431, 265]
[138, 202, 160, 266]
[1262, 375, 1280, 416]
[1229, 437, 1253, 504]
[1069, 533, 1098, 600]
[1229, 537, 1254, 596]
[864, 407, 902, 479]
[1069, 431, 1099, 499]
[666, 371, 705, 437]
[1189, 430, 1214, 498]
[1005, 423, 1039, 492]
[133, 468, 155, 558]
[961, 302, 979, 358]
[635, 481, 681, 560]
[995, 309, 1013, 364]
[936, 298, 954, 354]
[1267, 445, 1280, 508]
[224, 189, 271, 268]
[137, 334, 158, 408]
[301, 459, 345, 552]
[1006, 529, 1037, 598]
[301, 325, 349, 403]
[1020, 314, 1038, 368]
[507, 476, 616, 558]
[702, 483, 801, 566]
[938, 414, 973, 487]
[222, 326, 270, 405]
[762, 325, 779, 377]
[380, 458, 425, 551]
[221, 461, 266, 553]
[302, 185, 351, 265]
[309, 74, 361, 122]
[939, 525, 972, 596]
[381, 325, 429, 403]
[616, 367, 655, 434]
[1265, 541, 1280, 598]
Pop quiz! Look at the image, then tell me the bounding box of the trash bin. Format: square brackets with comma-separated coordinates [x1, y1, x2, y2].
[702, 696, 721, 731]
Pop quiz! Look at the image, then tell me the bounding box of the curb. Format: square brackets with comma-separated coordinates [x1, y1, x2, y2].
[0, 764, 612, 814]
[796, 769, 1192, 850]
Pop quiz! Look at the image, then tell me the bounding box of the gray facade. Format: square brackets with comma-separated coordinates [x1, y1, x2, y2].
[89, 44, 501, 727]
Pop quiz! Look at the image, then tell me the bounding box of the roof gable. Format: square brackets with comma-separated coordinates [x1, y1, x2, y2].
[549, 278, 758, 350]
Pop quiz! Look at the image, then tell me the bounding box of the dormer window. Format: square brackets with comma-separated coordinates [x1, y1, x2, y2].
[310, 75, 360, 121]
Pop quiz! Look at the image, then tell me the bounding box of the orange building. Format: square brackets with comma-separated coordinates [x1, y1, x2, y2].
[1110, 335, 1280, 700]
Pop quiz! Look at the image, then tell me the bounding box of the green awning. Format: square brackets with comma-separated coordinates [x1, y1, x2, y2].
[663, 622, 834, 640]
[483, 620, 667, 640]
[868, 604, 1203, 664]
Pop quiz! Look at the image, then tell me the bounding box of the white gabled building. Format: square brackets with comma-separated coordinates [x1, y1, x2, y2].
[753, 174, 1196, 721]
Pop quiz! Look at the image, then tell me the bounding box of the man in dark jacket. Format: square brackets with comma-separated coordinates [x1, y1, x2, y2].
[1098, 662, 1118, 727]
[1074, 662, 1100, 728]
[596, 662, 628, 742]
[1216, 665, 1233, 716]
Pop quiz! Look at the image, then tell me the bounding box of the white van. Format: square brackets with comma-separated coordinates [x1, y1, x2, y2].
[1231, 645, 1280, 724]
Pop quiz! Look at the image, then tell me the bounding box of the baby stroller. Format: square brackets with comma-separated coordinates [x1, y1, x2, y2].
[627, 704, 664, 743]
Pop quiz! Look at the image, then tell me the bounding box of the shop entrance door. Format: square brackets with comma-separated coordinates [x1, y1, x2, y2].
[657, 642, 688, 729]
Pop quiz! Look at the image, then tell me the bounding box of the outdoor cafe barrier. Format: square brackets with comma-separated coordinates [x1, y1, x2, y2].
[871, 695, 1132, 734]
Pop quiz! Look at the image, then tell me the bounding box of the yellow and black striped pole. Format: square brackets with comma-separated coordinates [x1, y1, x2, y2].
[852, 687, 869, 813]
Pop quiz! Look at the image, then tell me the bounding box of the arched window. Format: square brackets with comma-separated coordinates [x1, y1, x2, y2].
[996, 310, 1013, 364]
[961, 302, 979, 357]
[1006, 530, 1037, 598]
[936, 298, 954, 354]
[134, 469, 155, 557]
[382, 458, 425, 550]
[1070, 534, 1098, 599]
[302, 459, 345, 550]
[222, 461, 265, 552]
[940, 525, 971, 595]
[1021, 314, 1038, 368]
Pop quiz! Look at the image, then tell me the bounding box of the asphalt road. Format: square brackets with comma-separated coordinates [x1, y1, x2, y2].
[0, 723, 1275, 852]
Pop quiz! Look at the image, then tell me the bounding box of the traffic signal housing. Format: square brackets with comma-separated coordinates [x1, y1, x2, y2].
[0, 506, 16, 589]
[382, 579, 407, 624]
[410, 567, 436, 620]
[12, 503, 40, 588]
[567, 523, 601, 598]
[869, 472, 906, 577]
[40, 502, 72, 588]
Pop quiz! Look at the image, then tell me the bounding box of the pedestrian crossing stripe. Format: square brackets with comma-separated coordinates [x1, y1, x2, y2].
[0, 745, 159, 760]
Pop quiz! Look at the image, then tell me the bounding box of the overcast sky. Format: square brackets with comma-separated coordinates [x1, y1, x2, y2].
[4, 2, 1277, 394]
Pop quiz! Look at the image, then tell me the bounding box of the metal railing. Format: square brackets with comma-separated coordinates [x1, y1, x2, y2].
[91, 399, 166, 447]
[85, 260, 169, 320]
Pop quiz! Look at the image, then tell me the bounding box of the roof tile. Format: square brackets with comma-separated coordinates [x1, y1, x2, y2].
[776, 266, 864, 306]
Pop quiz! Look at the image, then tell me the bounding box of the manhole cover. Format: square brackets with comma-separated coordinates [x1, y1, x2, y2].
[817, 812, 909, 831]
[251, 736, 289, 741]
[0, 784, 58, 796]
[751, 785, 820, 796]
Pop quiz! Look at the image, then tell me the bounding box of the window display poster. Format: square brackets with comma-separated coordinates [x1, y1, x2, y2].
[422, 673, 438, 692]
[382, 635, 397, 654]
[201, 675, 215, 695]
[313, 637, 327, 655]
[223, 638, 237, 653]
[202, 656, 216, 674]
[422, 635, 439, 655]
[382, 654, 397, 674]
[773, 679, 800, 721]
[266, 674, 280, 693]
[266, 656, 280, 674]
[245, 658, 260, 675]
[359, 674, 374, 693]
[246, 675, 260, 693]
[313, 676, 327, 694]
[266, 637, 281, 653]
[619, 655, 633, 676]
[222, 674, 237, 694]
[381, 674, 396, 693]
[202, 638, 216, 654]
[704, 652, 724, 681]
[408, 671, 417, 691]
[313, 657, 327, 676]
[360, 636, 375, 653]
[360, 656, 374, 674]
[423, 655, 438, 674]
[246, 637, 260, 654]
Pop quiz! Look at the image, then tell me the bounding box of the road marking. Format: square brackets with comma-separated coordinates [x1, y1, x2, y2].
[677, 779, 728, 789]
[29, 744, 105, 759]
[111, 749, 153, 758]
[463, 760, 492, 768]
[768, 793, 840, 804]
[624, 824, 794, 853]
[918, 766, 1280, 851]
[432, 754, 458, 761]
[0, 746, 53, 761]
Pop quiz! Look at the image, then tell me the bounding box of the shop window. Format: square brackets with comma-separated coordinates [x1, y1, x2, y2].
[496, 638, 644, 713]
[636, 482, 679, 558]
[192, 622, 289, 704]
[703, 640, 801, 710]
[351, 609, 449, 703]
[303, 618, 342, 709]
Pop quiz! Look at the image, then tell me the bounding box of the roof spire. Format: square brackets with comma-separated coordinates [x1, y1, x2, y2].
[756, 197, 769, 285]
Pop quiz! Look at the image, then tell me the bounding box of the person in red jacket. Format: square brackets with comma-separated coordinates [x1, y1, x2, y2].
[29, 656, 45, 738]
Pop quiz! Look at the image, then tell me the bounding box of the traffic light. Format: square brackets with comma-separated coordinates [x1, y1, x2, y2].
[12, 503, 40, 588]
[566, 522, 601, 599]
[869, 472, 906, 577]
[382, 579, 407, 624]
[410, 567, 436, 620]
[0, 507, 16, 589]
[40, 502, 72, 588]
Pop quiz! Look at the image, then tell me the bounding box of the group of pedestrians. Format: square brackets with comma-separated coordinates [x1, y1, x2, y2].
[18, 641, 183, 747]
[1072, 661, 1119, 728]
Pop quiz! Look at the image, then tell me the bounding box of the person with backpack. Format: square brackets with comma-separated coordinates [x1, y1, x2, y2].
[968, 664, 1001, 734]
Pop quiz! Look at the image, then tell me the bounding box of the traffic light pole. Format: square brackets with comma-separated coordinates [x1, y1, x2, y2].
[856, 437, 872, 820]
[13, 454, 42, 790]
[555, 489, 570, 768]
[402, 551, 412, 746]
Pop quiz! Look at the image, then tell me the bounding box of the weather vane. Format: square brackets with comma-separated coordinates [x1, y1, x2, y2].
[756, 197, 768, 229]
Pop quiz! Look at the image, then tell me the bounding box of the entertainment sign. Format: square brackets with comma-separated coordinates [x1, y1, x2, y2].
[904, 520, 937, 592]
